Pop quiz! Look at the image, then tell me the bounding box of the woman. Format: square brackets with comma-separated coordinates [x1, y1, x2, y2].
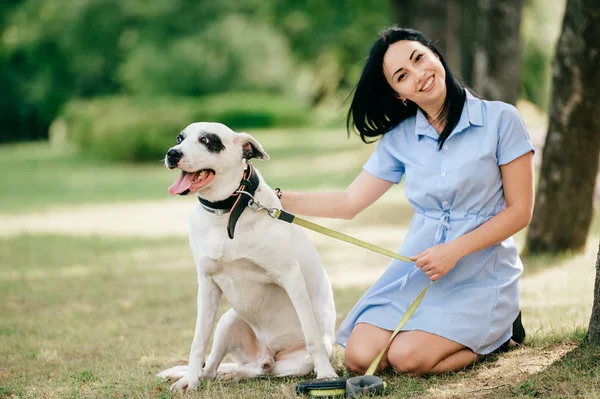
[278, 27, 534, 375]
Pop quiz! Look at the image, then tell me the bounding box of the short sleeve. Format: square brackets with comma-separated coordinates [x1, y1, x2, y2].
[363, 133, 405, 183]
[496, 105, 535, 165]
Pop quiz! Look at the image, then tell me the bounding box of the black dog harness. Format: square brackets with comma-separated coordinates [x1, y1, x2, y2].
[197, 162, 260, 239]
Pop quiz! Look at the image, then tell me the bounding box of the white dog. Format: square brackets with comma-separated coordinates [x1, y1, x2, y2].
[157, 122, 338, 392]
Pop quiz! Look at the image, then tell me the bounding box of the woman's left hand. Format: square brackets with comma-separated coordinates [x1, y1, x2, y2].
[410, 242, 462, 281]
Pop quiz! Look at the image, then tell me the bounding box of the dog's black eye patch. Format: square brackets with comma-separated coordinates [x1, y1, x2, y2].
[200, 133, 225, 153]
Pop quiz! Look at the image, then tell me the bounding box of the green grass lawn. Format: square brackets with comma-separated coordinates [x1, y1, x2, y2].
[1, 131, 599, 398]
[0, 129, 369, 213]
[0, 234, 597, 399]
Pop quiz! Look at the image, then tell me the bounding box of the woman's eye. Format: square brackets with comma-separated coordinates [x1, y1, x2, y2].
[398, 73, 406, 82]
[416, 54, 423, 62]
[200, 136, 209, 144]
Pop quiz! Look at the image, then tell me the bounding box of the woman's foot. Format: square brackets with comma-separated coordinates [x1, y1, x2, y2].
[511, 310, 526, 344]
[496, 311, 526, 353]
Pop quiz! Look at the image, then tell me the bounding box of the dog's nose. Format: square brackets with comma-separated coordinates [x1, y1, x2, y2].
[166, 149, 182, 167]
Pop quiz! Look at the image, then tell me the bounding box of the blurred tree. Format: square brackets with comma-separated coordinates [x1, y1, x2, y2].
[0, 1, 73, 143]
[62, 0, 128, 97]
[525, 0, 600, 254]
[472, 0, 524, 104]
[519, 0, 566, 110]
[119, 14, 293, 96]
[269, 0, 391, 104]
[587, 240, 600, 345]
[390, 0, 532, 96]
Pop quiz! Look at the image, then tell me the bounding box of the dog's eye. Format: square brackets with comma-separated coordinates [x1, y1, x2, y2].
[176, 135, 183, 144]
[199, 136, 209, 144]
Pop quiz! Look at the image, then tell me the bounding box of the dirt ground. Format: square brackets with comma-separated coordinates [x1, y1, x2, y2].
[421, 342, 578, 398]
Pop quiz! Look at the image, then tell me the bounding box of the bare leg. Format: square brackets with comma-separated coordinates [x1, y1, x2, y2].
[387, 330, 478, 375]
[429, 349, 479, 374]
[345, 324, 479, 375]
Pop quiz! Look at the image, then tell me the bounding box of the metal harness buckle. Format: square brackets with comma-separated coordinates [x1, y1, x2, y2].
[235, 190, 278, 218]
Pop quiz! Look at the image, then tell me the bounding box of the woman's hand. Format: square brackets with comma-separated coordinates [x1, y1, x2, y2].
[410, 242, 463, 281]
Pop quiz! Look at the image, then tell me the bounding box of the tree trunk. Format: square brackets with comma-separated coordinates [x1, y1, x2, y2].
[472, 0, 524, 104]
[525, 0, 600, 254]
[586, 240, 600, 345]
[459, 1, 480, 87]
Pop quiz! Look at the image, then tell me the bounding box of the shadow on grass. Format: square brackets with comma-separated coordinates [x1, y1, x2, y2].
[491, 342, 600, 398]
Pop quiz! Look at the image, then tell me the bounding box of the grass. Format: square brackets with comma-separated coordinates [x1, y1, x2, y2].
[2, 233, 596, 399]
[0, 130, 599, 398]
[0, 129, 369, 213]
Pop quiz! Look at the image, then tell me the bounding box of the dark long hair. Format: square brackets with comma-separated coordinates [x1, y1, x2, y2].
[347, 27, 466, 149]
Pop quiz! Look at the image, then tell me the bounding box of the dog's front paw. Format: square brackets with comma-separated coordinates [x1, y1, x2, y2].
[170, 376, 200, 393]
[316, 364, 338, 379]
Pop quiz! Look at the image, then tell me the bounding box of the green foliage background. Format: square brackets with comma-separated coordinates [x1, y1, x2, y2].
[0, 0, 565, 157]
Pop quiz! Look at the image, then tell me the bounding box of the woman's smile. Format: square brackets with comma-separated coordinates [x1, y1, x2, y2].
[382, 40, 446, 116]
[420, 75, 435, 92]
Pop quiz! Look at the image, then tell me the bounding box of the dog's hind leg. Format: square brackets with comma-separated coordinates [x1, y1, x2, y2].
[156, 365, 187, 380]
[269, 348, 314, 377]
[202, 308, 267, 381]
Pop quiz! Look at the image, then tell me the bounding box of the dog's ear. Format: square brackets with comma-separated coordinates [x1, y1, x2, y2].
[235, 132, 270, 161]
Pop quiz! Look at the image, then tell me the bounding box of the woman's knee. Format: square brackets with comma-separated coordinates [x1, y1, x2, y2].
[344, 324, 392, 374]
[344, 343, 381, 374]
[387, 344, 428, 375]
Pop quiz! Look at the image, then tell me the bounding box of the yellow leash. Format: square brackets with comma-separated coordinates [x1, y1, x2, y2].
[278, 211, 413, 263]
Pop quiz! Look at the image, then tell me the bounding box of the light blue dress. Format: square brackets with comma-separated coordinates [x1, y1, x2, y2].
[335, 92, 535, 354]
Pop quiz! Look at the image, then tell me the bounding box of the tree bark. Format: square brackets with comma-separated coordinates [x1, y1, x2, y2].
[525, 0, 600, 254]
[459, 1, 480, 87]
[472, 0, 524, 104]
[586, 240, 600, 345]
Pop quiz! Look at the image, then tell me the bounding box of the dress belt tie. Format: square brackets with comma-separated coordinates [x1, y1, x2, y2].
[434, 211, 450, 245]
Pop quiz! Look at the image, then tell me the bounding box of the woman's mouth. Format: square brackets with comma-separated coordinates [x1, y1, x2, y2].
[420, 75, 435, 93]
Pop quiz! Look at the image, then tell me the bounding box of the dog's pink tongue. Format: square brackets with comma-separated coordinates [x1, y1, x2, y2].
[168, 171, 194, 196]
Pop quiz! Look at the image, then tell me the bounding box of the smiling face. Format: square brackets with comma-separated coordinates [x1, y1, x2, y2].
[382, 40, 447, 115]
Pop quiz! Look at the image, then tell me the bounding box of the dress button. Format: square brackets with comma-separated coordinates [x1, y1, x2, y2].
[442, 200, 448, 206]
[441, 172, 446, 177]
[443, 145, 448, 150]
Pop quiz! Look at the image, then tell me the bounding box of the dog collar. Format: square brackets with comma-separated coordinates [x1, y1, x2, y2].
[197, 162, 260, 239]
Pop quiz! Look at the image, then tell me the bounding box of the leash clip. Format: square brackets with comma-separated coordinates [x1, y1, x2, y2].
[236, 190, 278, 218]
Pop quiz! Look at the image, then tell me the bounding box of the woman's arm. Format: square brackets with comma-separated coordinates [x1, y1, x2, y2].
[413, 151, 534, 280]
[279, 170, 394, 220]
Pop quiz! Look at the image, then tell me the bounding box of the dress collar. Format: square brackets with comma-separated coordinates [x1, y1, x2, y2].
[414, 89, 484, 140]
